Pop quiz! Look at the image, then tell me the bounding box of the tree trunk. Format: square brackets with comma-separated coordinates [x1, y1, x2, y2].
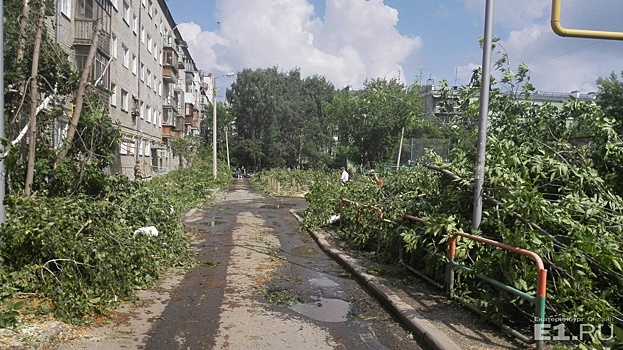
[15, 0, 30, 113]
[23, 2, 46, 196]
[54, 19, 102, 169]
[13, 0, 31, 166]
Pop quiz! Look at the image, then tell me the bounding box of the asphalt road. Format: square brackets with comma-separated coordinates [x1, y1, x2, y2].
[141, 180, 427, 349]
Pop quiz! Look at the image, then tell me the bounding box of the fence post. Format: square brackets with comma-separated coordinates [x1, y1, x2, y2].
[446, 235, 456, 296]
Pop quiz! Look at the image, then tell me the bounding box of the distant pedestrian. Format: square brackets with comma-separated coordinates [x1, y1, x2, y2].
[134, 161, 142, 180]
[340, 167, 349, 183]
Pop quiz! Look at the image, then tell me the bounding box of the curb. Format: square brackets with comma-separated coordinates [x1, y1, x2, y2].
[290, 210, 461, 350]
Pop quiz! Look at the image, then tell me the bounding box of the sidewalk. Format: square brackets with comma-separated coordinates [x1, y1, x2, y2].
[290, 209, 525, 350]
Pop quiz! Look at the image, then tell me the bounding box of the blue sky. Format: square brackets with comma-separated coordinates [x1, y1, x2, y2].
[165, 0, 622, 93]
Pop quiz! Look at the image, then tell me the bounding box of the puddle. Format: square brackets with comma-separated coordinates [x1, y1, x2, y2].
[204, 220, 226, 226]
[309, 276, 338, 287]
[291, 246, 319, 255]
[290, 297, 350, 322]
[261, 203, 296, 209]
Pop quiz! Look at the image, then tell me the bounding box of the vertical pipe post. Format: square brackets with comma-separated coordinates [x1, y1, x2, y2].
[472, 0, 495, 230]
[212, 81, 217, 179]
[446, 235, 457, 296]
[535, 268, 548, 349]
[0, 0, 5, 226]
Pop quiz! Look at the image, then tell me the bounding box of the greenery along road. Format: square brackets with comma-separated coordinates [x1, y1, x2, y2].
[4, 6, 623, 347]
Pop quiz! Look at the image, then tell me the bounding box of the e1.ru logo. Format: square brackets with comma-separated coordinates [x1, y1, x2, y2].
[534, 319, 614, 342]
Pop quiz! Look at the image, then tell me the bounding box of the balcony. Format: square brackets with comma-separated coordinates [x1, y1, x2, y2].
[163, 66, 177, 83]
[163, 35, 176, 49]
[163, 94, 178, 112]
[184, 114, 199, 127]
[75, 18, 110, 57]
[184, 92, 196, 106]
[161, 108, 177, 126]
[162, 124, 175, 139]
[175, 116, 185, 131]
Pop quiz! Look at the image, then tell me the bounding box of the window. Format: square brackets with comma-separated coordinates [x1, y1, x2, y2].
[111, 35, 117, 59]
[111, 0, 118, 10]
[140, 102, 145, 119]
[153, 44, 158, 60]
[163, 51, 174, 66]
[110, 84, 117, 106]
[140, 63, 145, 81]
[59, 0, 71, 17]
[123, 1, 130, 24]
[122, 45, 129, 68]
[120, 138, 128, 155]
[133, 13, 138, 34]
[94, 52, 109, 87]
[147, 34, 152, 53]
[158, 81, 162, 96]
[132, 54, 137, 75]
[146, 106, 152, 123]
[121, 90, 129, 111]
[146, 69, 151, 87]
[77, 0, 94, 18]
[141, 26, 145, 43]
[147, 0, 153, 17]
[75, 47, 109, 88]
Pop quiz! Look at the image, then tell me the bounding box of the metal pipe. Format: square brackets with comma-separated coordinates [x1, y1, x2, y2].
[225, 124, 230, 168]
[396, 126, 404, 168]
[0, 0, 5, 226]
[551, 0, 623, 40]
[472, 0, 495, 230]
[212, 82, 217, 179]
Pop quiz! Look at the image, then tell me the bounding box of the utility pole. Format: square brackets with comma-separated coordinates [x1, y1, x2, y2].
[472, 0, 495, 230]
[212, 73, 235, 179]
[0, 0, 5, 226]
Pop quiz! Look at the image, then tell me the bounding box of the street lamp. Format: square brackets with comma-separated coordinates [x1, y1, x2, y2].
[212, 72, 235, 179]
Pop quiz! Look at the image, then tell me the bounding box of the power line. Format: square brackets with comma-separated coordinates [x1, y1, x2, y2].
[529, 41, 601, 66]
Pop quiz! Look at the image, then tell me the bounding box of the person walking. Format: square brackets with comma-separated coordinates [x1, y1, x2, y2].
[340, 167, 349, 183]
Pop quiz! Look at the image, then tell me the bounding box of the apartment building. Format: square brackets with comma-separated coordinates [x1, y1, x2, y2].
[49, 0, 205, 179]
[419, 84, 598, 123]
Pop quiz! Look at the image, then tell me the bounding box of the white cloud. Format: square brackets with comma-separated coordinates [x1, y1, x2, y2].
[461, 0, 549, 28]
[458, 0, 623, 93]
[177, 0, 421, 89]
[501, 23, 621, 92]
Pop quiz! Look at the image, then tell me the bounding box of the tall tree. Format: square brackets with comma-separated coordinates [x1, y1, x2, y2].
[53, 20, 102, 169]
[24, 1, 46, 195]
[227, 67, 335, 170]
[329, 78, 423, 170]
[596, 71, 623, 135]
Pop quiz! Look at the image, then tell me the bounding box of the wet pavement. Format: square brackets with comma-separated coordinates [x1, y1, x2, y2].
[142, 180, 427, 349]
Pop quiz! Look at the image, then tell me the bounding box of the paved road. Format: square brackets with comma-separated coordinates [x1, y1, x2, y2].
[139, 180, 426, 349]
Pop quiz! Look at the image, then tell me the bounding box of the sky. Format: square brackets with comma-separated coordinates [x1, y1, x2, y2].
[165, 0, 622, 93]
